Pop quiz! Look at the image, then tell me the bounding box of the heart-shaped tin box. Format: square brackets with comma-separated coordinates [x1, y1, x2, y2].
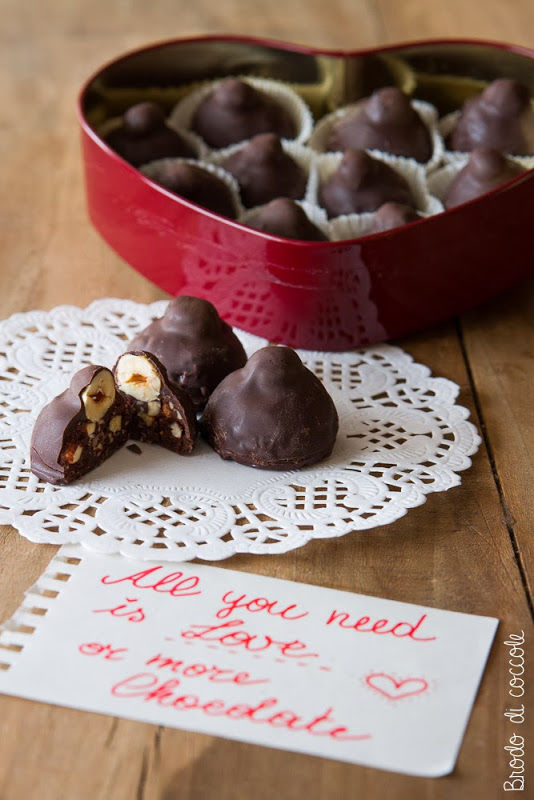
[78, 37, 534, 350]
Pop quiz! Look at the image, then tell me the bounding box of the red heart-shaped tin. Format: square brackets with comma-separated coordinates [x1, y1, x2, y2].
[78, 36, 534, 350]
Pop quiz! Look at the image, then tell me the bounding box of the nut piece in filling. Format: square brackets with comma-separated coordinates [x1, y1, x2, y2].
[114, 351, 196, 454]
[200, 345, 339, 470]
[30, 365, 131, 485]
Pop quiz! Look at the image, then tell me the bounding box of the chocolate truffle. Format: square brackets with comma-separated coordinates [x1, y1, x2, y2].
[114, 351, 196, 454]
[200, 346, 339, 470]
[319, 150, 416, 217]
[144, 162, 237, 218]
[222, 133, 307, 207]
[192, 79, 296, 149]
[105, 102, 196, 167]
[30, 366, 131, 485]
[369, 202, 423, 233]
[327, 87, 432, 163]
[245, 198, 328, 241]
[448, 79, 534, 155]
[444, 147, 525, 209]
[128, 296, 247, 412]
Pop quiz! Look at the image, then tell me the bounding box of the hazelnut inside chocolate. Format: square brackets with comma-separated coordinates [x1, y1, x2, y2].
[114, 351, 196, 454]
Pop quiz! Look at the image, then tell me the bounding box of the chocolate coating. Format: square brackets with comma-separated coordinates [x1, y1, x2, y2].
[448, 79, 534, 155]
[200, 346, 339, 470]
[114, 351, 196, 454]
[319, 150, 416, 218]
[327, 87, 432, 163]
[369, 202, 423, 234]
[30, 366, 130, 485]
[222, 133, 307, 207]
[192, 79, 296, 149]
[245, 198, 328, 241]
[144, 162, 237, 219]
[129, 296, 247, 411]
[444, 147, 525, 208]
[105, 102, 196, 167]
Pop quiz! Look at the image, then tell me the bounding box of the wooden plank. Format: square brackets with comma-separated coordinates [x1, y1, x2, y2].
[459, 281, 534, 602]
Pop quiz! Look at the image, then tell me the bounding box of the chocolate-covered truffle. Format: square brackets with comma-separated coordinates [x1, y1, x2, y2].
[319, 150, 416, 218]
[114, 351, 196, 454]
[30, 366, 131, 485]
[245, 198, 328, 241]
[192, 79, 296, 149]
[105, 102, 196, 167]
[144, 162, 237, 218]
[200, 346, 339, 470]
[222, 133, 307, 207]
[129, 296, 247, 412]
[327, 87, 432, 163]
[369, 202, 423, 233]
[448, 79, 534, 155]
[444, 147, 525, 209]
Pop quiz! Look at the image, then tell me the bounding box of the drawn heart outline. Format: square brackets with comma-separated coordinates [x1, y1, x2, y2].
[365, 672, 429, 701]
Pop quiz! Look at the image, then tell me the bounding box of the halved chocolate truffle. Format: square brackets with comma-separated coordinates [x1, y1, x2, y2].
[222, 133, 307, 207]
[105, 102, 196, 167]
[143, 161, 237, 218]
[327, 87, 432, 163]
[192, 79, 296, 149]
[319, 150, 416, 218]
[114, 351, 196, 454]
[444, 148, 525, 209]
[245, 198, 328, 241]
[369, 202, 423, 234]
[448, 79, 534, 155]
[30, 366, 131, 485]
[128, 296, 247, 412]
[200, 346, 339, 470]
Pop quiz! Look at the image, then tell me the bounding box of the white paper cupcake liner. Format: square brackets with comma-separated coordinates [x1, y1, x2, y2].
[426, 153, 534, 206]
[308, 98, 444, 174]
[97, 116, 206, 160]
[139, 157, 245, 218]
[208, 141, 318, 208]
[439, 110, 534, 166]
[168, 76, 314, 153]
[313, 150, 444, 225]
[239, 199, 330, 240]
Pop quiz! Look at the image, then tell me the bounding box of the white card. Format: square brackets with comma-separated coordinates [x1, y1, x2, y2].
[0, 545, 497, 777]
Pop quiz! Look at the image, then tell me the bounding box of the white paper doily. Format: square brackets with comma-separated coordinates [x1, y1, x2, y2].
[0, 299, 480, 561]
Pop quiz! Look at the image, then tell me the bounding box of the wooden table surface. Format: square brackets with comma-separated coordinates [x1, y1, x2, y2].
[0, 1, 533, 798]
